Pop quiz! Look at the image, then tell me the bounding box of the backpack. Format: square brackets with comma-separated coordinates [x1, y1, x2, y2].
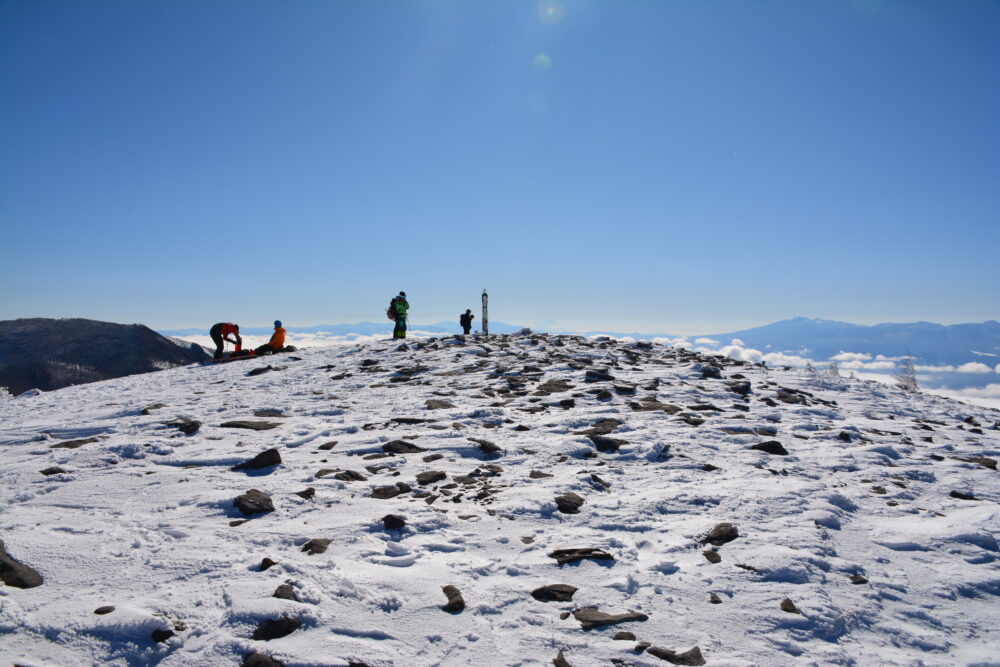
[387, 297, 398, 321]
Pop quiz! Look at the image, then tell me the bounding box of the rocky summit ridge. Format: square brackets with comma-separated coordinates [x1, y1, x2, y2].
[1, 332, 998, 666]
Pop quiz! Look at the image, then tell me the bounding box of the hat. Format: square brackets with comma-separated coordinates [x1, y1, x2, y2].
[399, 291, 406, 297]
[274, 320, 282, 328]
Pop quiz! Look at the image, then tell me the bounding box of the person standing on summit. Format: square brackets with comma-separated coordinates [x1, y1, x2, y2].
[209, 322, 241, 360]
[460, 309, 475, 335]
[391, 291, 409, 339]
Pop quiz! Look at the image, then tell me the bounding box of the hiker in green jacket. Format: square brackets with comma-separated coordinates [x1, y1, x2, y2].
[392, 291, 409, 339]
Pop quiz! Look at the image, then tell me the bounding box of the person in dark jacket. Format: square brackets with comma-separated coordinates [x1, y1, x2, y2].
[210, 322, 241, 360]
[391, 292, 409, 339]
[459, 309, 475, 335]
[255, 320, 286, 355]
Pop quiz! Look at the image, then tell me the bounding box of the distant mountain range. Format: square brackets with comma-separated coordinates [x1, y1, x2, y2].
[0, 318, 209, 395]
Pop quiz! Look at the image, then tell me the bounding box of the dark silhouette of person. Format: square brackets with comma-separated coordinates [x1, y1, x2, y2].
[392, 292, 409, 339]
[460, 309, 475, 335]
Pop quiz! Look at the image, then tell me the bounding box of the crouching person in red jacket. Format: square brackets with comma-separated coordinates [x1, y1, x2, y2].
[210, 322, 241, 360]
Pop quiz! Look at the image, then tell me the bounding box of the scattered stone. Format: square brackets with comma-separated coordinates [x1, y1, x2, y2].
[635, 642, 652, 652]
[702, 464, 720, 472]
[950, 490, 978, 501]
[260, 558, 278, 571]
[574, 418, 623, 436]
[295, 488, 315, 500]
[151, 628, 174, 643]
[234, 489, 274, 516]
[548, 548, 615, 565]
[301, 539, 331, 555]
[383, 440, 427, 454]
[727, 381, 751, 396]
[646, 645, 706, 665]
[92, 605, 114, 615]
[559, 611, 571, 620]
[229, 520, 248, 527]
[588, 435, 627, 453]
[780, 598, 801, 614]
[49, 437, 100, 449]
[417, 471, 447, 485]
[590, 473, 610, 490]
[954, 456, 997, 470]
[709, 593, 722, 604]
[614, 384, 637, 394]
[232, 448, 282, 471]
[553, 649, 572, 667]
[251, 616, 300, 640]
[141, 403, 166, 415]
[253, 410, 284, 418]
[426, 399, 456, 410]
[699, 365, 722, 380]
[334, 470, 367, 482]
[39, 467, 67, 476]
[595, 390, 613, 400]
[532, 584, 578, 602]
[317, 441, 338, 450]
[850, 574, 868, 585]
[612, 631, 636, 641]
[555, 492, 585, 514]
[273, 583, 298, 601]
[538, 378, 574, 393]
[559, 398, 575, 409]
[530, 470, 554, 479]
[247, 365, 276, 377]
[701, 523, 739, 546]
[243, 653, 285, 667]
[468, 437, 502, 457]
[423, 453, 444, 462]
[702, 549, 721, 564]
[221, 421, 280, 431]
[585, 369, 615, 382]
[751, 441, 788, 456]
[441, 585, 465, 612]
[572, 607, 648, 630]
[372, 486, 404, 499]
[382, 514, 406, 530]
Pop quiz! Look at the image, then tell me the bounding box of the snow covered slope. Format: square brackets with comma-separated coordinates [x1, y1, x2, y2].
[1, 334, 998, 666]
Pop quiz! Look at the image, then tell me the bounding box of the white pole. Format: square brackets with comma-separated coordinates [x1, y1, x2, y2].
[482, 289, 489, 336]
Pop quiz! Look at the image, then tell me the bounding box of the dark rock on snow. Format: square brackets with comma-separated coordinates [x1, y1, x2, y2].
[441, 584, 465, 612]
[251, 616, 301, 640]
[260, 558, 278, 571]
[572, 607, 648, 630]
[295, 487, 315, 499]
[383, 440, 427, 454]
[548, 548, 615, 565]
[94, 606, 115, 614]
[49, 437, 100, 449]
[612, 631, 636, 641]
[234, 489, 274, 516]
[232, 448, 282, 471]
[587, 435, 627, 453]
[243, 653, 285, 667]
[751, 440, 789, 456]
[531, 584, 578, 602]
[646, 645, 706, 665]
[416, 471, 447, 485]
[221, 421, 280, 431]
[701, 523, 739, 546]
[273, 583, 299, 601]
[555, 492, 585, 514]
[553, 649, 572, 667]
[780, 598, 801, 614]
[151, 628, 174, 643]
[702, 549, 721, 564]
[301, 539, 331, 555]
[39, 467, 67, 476]
[382, 514, 406, 530]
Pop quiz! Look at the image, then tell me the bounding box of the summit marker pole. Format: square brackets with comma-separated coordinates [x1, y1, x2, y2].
[482, 289, 489, 336]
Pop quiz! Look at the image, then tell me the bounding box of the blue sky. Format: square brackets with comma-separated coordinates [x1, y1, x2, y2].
[1, 0, 998, 335]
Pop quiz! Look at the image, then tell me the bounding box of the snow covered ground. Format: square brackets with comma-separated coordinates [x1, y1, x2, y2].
[2, 333, 998, 666]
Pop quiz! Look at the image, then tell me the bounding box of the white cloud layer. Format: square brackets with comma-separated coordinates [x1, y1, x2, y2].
[956, 362, 993, 374]
[831, 352, 872, 362]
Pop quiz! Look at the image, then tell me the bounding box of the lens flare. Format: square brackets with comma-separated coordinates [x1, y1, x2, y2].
[537, 0, 566, 25]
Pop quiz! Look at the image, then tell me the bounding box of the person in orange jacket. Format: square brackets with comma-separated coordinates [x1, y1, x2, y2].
[210, 322, 241, 360]
[255, 320, 286, 356]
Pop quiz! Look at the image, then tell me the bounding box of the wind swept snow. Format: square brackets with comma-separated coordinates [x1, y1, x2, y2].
[1, 333, 998, 666]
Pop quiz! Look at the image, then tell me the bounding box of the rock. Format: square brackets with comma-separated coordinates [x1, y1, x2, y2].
[260, 558, 278, 571]
[531, 584, 578, 602]
[468, 437, 502, 457]
[538, 379, 574, 393]
[585, 369, 615, 382]
[94, 606, 115, 614]
[574, 418, 623, 436]
[954, 456, 997, 470]
[553, 649, 572, 667]
[416, 471, 447, 485]
[646, 645, 706, 665]
[372, 485, 404, 499]
[635, 642, 652, 652]
[234, 489, 274, 516]
[247, 365, 276, 377]
[559, 398, 575, 409]
[614, 384, 637, 394]
[251, 616, 300, 640]
[382, 514, 406, 530]
[426, 399, 456, 410]
[530, 470, 554, 479]
[232, 448, 282, 471]
[850, 574, 868, 585]
[950, 490, 978, 501]
[441, 585, 465, 612]
[702, 549, 721, 564]
[333, 470, 367, 482]
[709, 593, 722, 604]
[588, 435, 627, 453]
[49, 436, 100, 449]
[780, 598, 801, 614]
[595, 390, 613, 400]
[221, 421, 280, 431]
[243, 654, 285, 667]
[273, 583, 299, 601]
[612, 631, 636, 641]
[318, 441, 338, 450]
[151, 628, 174, 643]
[727, 381, 751, 396]
[39, 467, 67, 476]
[301, 539, 331, 555]
[751, 441, 788, 456]
[590, 474, 610, 490]
[253, 409, 284, 417]
[572, 607, 648, 630]
[699, 365, 722, 380]
[295, 488, 315, 500]
[383, 440, 427, 454]
[548, 548, 615, 565]
[555, 492, 585, 514]
[701, 523, 739, 546]
[140, 403, 166, 415]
